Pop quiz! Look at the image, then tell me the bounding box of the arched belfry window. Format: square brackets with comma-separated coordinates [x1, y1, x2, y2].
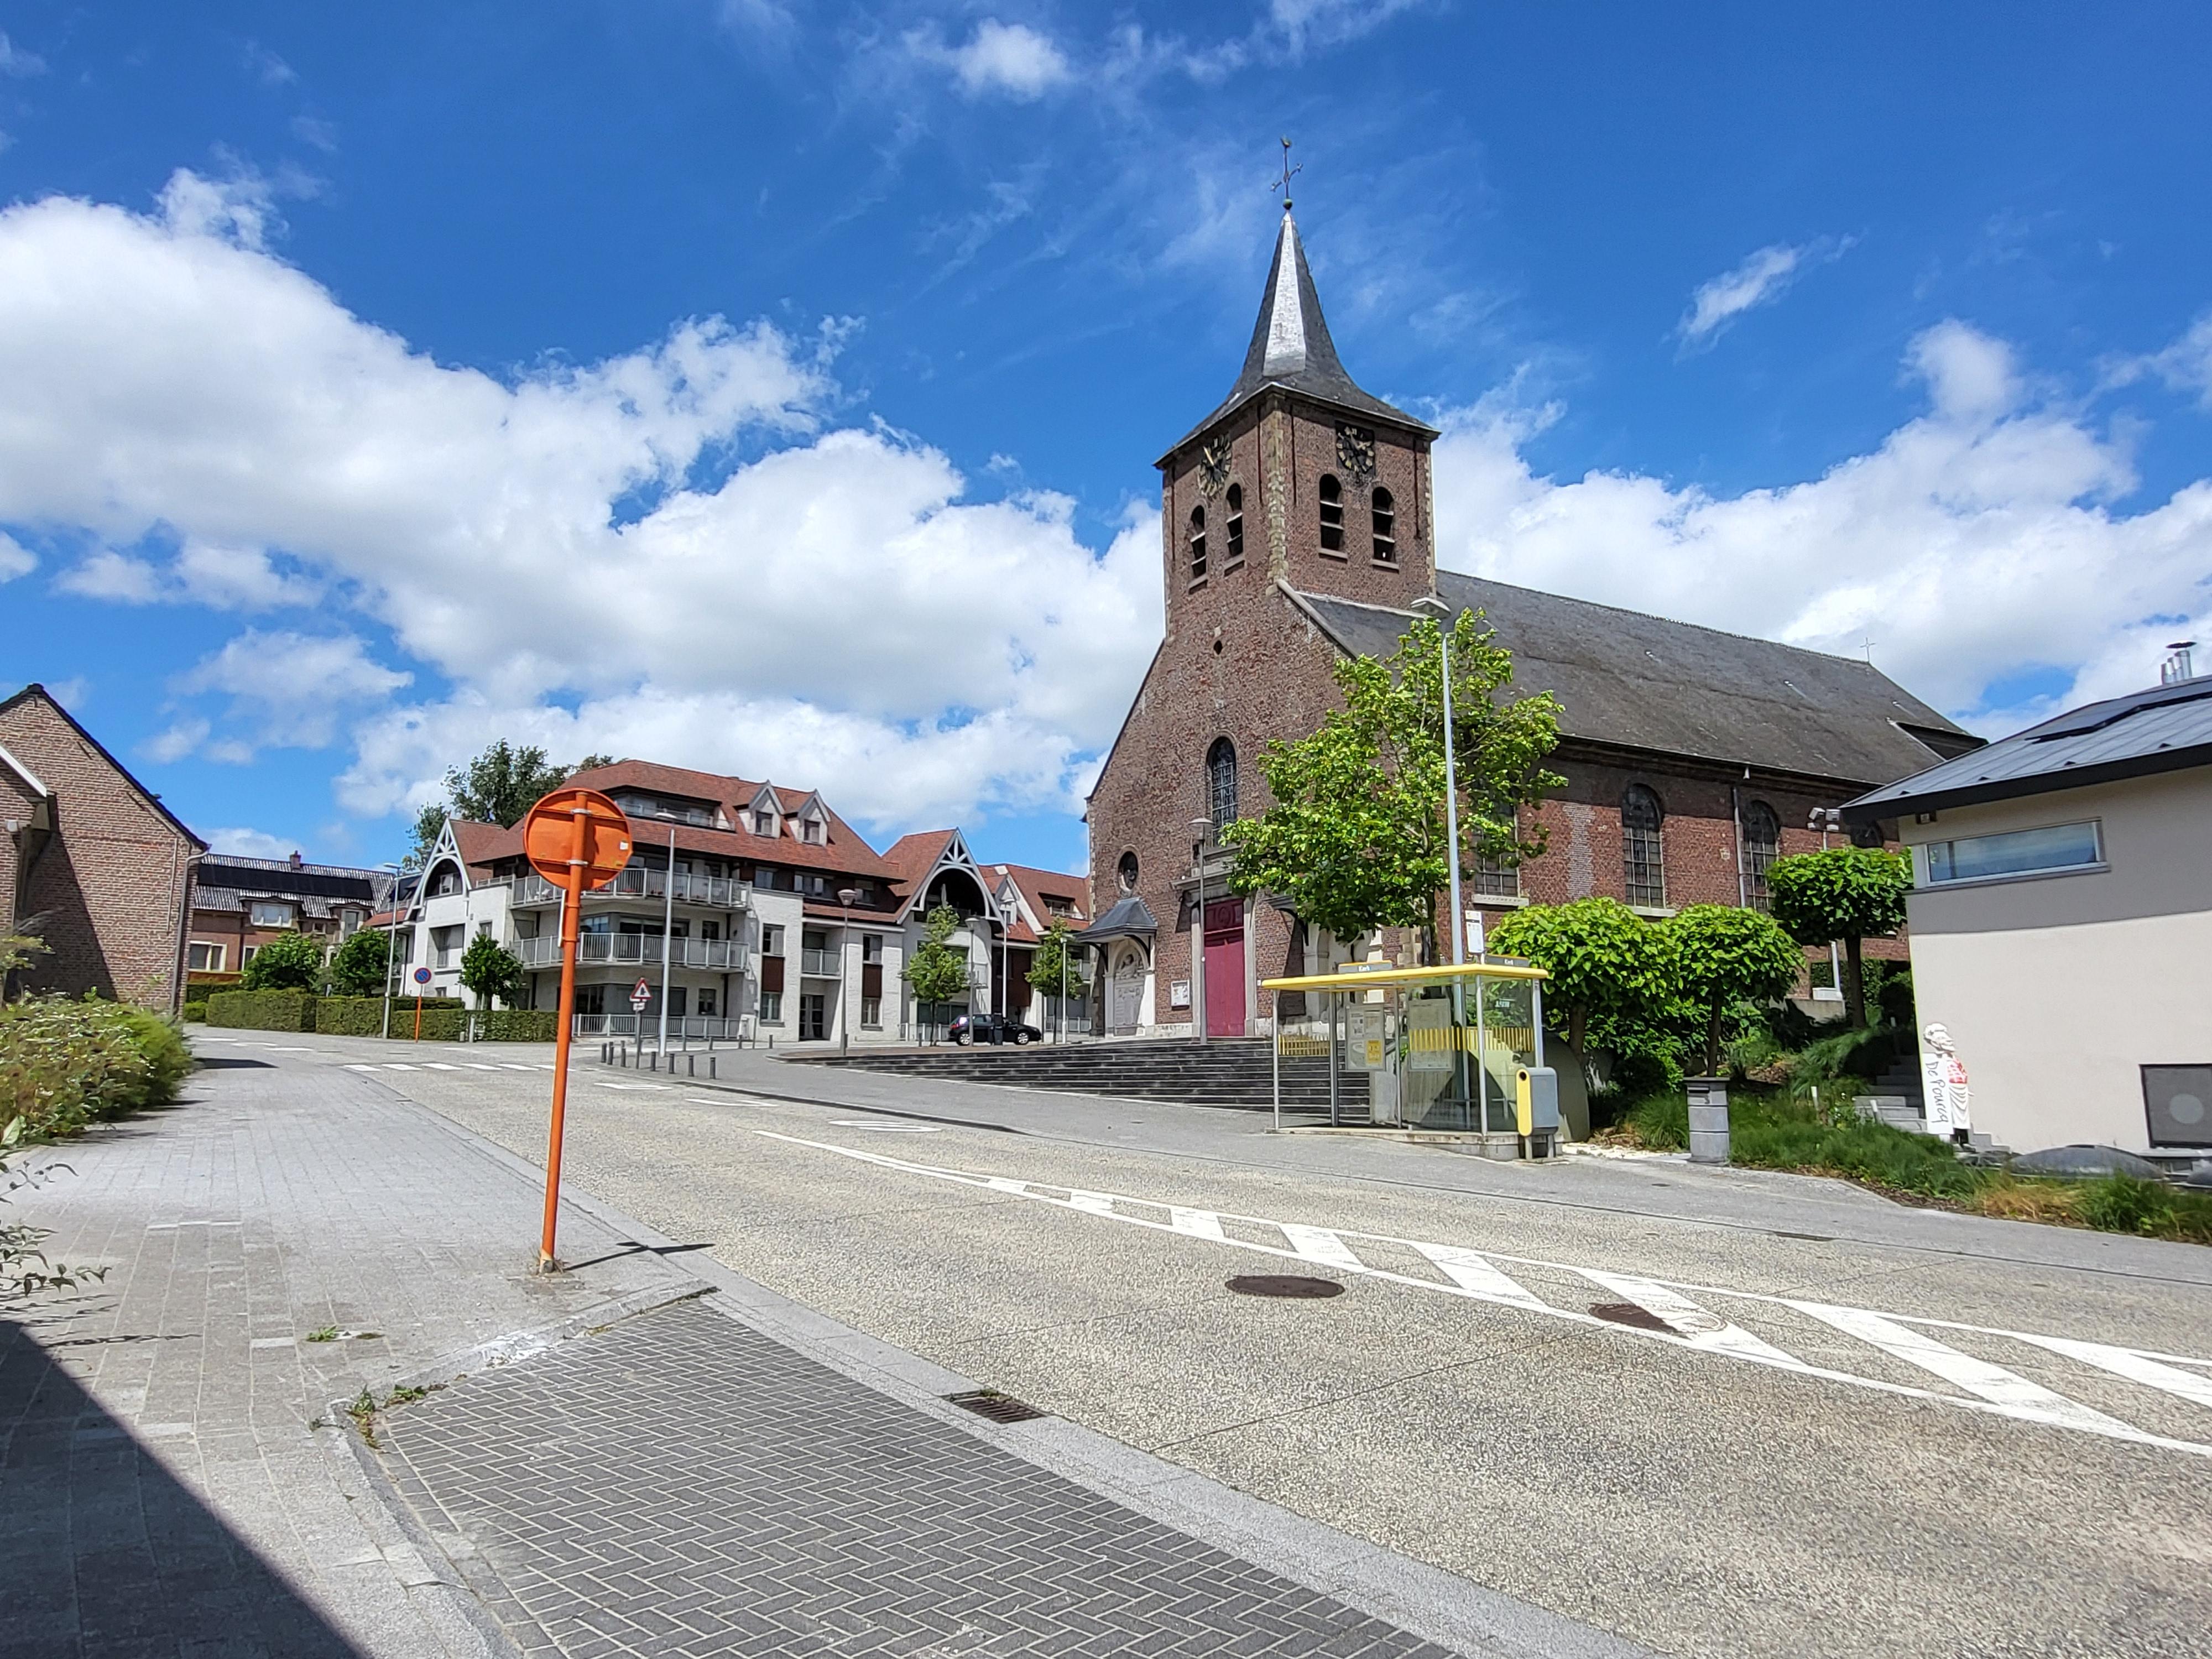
[1371, 487, 1396, 564]
[1623, 785, 1666, 907]
[1741, 800, 1781, 910]
[1207, 737, 1238, 830]
[1225, 483, 1244, 565]
[1188, 504, 1207, 581]
[1117, 851, 1139, 893]
[1318, 474, 1344, 552]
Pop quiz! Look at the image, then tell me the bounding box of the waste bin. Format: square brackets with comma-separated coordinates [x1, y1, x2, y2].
[1686, 1076, 1729, 1165]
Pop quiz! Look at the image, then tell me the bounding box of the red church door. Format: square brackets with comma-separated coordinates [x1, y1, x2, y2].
[1203, 899, 1246, 1037]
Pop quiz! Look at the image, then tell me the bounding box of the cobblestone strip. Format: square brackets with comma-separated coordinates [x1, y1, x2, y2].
[385, 1297, 1463, 1659]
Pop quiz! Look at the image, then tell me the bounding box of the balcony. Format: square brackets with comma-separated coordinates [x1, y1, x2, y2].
[514, 934, 749, 972]
[800, 948, 843, 978]
[510, 868, 752, 910]
[573, 1013, 745, 1040]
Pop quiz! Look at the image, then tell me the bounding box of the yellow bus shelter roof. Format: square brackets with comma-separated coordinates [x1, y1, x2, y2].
[1260, 959, 1548, 993]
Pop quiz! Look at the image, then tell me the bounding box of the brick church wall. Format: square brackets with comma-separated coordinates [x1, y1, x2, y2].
[0, 688, 200, 1009]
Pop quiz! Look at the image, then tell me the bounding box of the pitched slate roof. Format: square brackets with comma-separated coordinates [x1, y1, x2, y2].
[194, 854, 394, 921]
[1162, 209, 1435, 461]
[1842, 673, 2212, 825]
[1288, 573, 1978, 790]
[1078, 894, 1157, 943]
[557, 760, 894, 881]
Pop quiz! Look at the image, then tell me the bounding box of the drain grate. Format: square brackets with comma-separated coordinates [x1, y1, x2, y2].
[1589, 1301, 1671, 1332]
[1227, 1274, 1345, 1300]
[944, 1389, 1048, 1424]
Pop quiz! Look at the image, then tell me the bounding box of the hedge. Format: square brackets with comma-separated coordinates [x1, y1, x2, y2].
[206, 989, 318, 1032]
[181, 1001, 208, 1024]
[308, 997, 549, 1042]
[477, 1009, 557, 1042]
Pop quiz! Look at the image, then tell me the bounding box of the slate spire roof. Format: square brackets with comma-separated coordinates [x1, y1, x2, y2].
[1163, 207, 1436, 461]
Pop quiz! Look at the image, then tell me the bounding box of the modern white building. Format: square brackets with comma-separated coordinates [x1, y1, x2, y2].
[389, 761, 1035, 1045]
[1843, 656, 2212, 1162]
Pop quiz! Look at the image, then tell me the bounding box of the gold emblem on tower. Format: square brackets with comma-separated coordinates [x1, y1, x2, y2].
[1334, 424, 1377, 485]
[1198, 436, 1234, 497]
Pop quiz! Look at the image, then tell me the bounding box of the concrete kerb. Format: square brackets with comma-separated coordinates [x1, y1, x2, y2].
[401, 1091, 1658, 1659]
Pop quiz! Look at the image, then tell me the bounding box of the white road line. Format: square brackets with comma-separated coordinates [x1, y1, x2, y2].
[1783, 1301, 2140, 1436]
[1412, 1243, 1552, 1313]
[424, 1063, 460, 1071]
[1580, 1269, 1806, 1367]
[499, 1064, 535, 1072]
[828, 1119, 944, 1133]
[383, 1063, 419, 1072]
[1170, 1206, 1227, 1242]
[264, 1046, 318, 1052]
[596, 1082, 665, 1092]
[1279, 1223, 1366, 1275]
[750, 1130, 2212, 1461]
[466, 1063, 502, 1071]
[2005, 1334, 2212, 1411]
[343, 1064, 379, 1072]
[1064, 1190, 1119, 1218]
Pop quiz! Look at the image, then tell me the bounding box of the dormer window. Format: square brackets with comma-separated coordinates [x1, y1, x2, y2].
[1318, 475, 1343, 553]
[801, 818, 824, 845]
[1371, 487, 1396, 564]
[1225, 484, 1244, 565]
[752, 811, 777, 838]
[1188, 504, 1207, 582]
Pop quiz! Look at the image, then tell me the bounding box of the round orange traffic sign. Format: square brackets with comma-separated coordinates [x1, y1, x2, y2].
[521, 788, 633, 890]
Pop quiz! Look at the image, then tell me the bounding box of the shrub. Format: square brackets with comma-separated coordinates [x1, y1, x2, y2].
[2077, 1174, 2180, 1237]
[1628, 1092, 1688, 1150]
[181, 1001, 208, 1024]
[459, 935, 525, 1008]
[207, 989, 319, 1032]
[240, 931, 324, 992]
[1662, 905, 1806, 1073]
[0, 997, 192, 1139]
[477, 1009, 556, 1042]
[313, 995, 459, 1037]
[326, 929, 392, 997]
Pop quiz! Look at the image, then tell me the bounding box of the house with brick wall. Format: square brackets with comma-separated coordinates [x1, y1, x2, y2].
[1, 683, 205, 1011]
[1082, 205, 1979, 1040]
[186, 852, 394, 990]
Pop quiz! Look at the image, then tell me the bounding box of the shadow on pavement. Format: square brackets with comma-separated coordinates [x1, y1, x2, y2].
[193, 1057, 277, 1070]
[0, 1317, 362, 1656]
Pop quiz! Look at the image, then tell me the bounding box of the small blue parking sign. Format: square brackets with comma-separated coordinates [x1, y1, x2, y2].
[413, 967, 432, 985]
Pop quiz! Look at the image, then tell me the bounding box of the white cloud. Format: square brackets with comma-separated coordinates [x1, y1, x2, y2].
[144, 718, 210, 764]
[0, 32, 45, 77]
[0, 172, 1161, 831]
[1677, 238, 1851, 351]
[244, 41, 295, 86]
[911, 20, 1072, 101]
[0, 531, 32, 581]
[2111, 310, 2212, 409]
[205, 826, 299, 859]
[1435, 319, 2212, 733]
[44, 676, 87, 711]
[174, 630, 412, 753]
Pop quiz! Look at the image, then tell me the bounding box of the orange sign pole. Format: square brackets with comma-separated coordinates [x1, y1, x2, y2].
[539, 803, 589, 1270]
[413, 995, 424, 1042]
[521, 785, 631, 1273]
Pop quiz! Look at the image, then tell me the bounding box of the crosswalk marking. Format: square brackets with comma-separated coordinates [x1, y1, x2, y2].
[1413, 1243, 1551, 1313]
[424, 1063, 460, 1071]
[344, 1064, 378, 1072]
[383, 1063, 419, 1071]
[1582, 1269, 1805, 1367]
[750, 1130, 2212, 1462]
[466, 1063, 502, 1071]
[499, 1063, 535, 1072]
[1279, 1223, 1366, 1274]
[1783, 1302, 2141, 1436]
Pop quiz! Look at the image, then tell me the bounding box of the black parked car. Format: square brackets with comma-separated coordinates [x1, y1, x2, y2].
[947, 1013, 1043, 1046]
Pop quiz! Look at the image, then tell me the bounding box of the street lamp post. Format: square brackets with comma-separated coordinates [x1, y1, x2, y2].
[1413, 594, 1474, 1123]
[1808, 807, 1844, 1003]
[376, 862, 406, 1041]
[656, 825, 676, 1055]
[838, 886, 859, 1056]
[1190, 816, 1213, 1045]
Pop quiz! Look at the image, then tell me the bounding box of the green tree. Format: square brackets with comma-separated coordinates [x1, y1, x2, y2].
[1766, 847, 1912, 1030]
[458, 934, 525, 1009]
[326, 929, 392, 997]
[1663, 905, 1807, 1074]
[902, 905, 971, 1039]
[241, 930, 324, 992]
[408, 740, 593, 864]
[1224, 613, 1563, 963]
[1026, 921, 1091, 1003]
[1489, 898, 1665, 1056]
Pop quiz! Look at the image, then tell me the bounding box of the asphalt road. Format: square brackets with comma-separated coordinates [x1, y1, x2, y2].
[203, 1031, 2212, 1659]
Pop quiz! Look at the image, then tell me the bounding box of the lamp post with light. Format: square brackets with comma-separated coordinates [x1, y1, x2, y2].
[1807, 807, 1845, 1003]
[1190, 816, 1213, 1045]
[1412, 593, 1477, 1123]
[838, 886, 859, 1056]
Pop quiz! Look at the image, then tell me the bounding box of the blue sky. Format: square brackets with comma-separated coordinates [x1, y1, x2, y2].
[3, 2, 2210, 875]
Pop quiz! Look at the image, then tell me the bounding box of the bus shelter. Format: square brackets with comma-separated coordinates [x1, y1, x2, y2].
[1260, 959, 1552, 1149]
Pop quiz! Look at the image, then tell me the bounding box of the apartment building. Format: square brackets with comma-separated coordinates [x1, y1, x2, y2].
[388, 761, 1023, 1045]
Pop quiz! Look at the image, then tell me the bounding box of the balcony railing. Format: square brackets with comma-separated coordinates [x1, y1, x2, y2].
[799, 948, 842, 978]
[514, 934, 749, 971]
[510, 868, 752, 910]
[573, 1013, 745, 1040]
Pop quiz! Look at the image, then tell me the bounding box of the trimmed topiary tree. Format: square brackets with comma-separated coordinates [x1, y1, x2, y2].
[1489, 897, 1665, 1056]
[1663, 905, 1807, 1075]
[241, 930, 324, 992]
[1766, 847, 1912, 1030]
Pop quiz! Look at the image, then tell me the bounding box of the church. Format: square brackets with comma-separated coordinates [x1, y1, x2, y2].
[1081, 199, 1976, 1039]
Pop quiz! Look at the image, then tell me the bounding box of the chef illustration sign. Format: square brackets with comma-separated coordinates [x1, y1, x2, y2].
[1921, 1022, 1972, 1141]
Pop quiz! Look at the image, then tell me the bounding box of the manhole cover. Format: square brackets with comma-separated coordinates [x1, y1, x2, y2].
[1227, 1275, 1345, 1300]
[1589, 1301, 1671, 1332]
[945, 1389, 1047, 1424]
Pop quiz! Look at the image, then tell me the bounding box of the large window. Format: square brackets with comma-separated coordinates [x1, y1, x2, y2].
[758, 990, 782, 1024]
[1473, 854, 1519, 899]
[1741, 800, 1781, 910]
[1225, 483, 1244, 565]
[1207, 737, 1238, 830]
[1370, 487, 1396, 564]
[1188, 504, 1207, 581]
[187, 942, 225, 973]
[1921, 821, 2103, 886]
[1623, 785, 1666, 907]
[248, 900, 294, 928]
[1318, 474, 1344, 552]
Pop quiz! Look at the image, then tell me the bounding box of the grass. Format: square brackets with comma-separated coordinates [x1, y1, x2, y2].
[305, 1324, 339, 1343]
[1611, 1084, 2212, 1245]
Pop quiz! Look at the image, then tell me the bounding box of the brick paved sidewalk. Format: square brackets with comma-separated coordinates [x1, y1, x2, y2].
[2, 1046, 690, 1657]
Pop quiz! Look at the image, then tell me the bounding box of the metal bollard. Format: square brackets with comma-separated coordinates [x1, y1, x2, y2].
[709, 1056, 716, 1079]
[687, 1053, 696, 1077]
[1686, 1076, 1730, 1165]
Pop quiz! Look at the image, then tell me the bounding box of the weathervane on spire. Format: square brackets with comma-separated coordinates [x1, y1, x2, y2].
[1272, 136, 1301, 212]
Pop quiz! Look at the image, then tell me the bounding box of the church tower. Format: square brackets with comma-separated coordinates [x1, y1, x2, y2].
[1155, 200, 1439, 625]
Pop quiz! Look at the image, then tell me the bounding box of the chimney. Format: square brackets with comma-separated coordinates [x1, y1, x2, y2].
[289, 849, 304, 869]
[2161, 640, 2198, 686]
